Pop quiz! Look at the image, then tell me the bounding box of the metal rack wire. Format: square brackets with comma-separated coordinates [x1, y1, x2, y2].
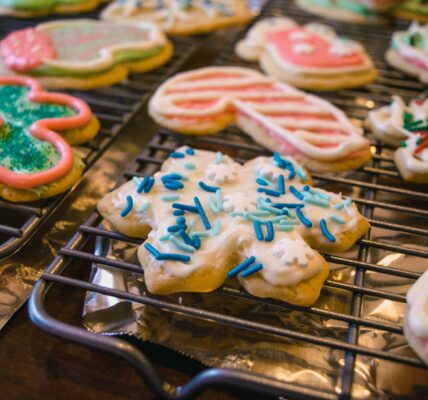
[0, 22, 199, 259]
[29, 0, 428, 399]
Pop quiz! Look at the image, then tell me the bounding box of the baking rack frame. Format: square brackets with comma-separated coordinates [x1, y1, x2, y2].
[0, 24, 200, 259]
[29, 0, 428, 398]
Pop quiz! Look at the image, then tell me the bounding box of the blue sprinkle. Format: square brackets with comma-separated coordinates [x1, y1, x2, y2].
[312, 189, 330, 200]
[178, 230, 194, 245]
[120, 195, 133, 217]
[253, 221, 264, 241]
[250, 210, 271, 217]
[273, 203, 303, 209]
[172, 203, 199, 213]
[344, 197, 352, 207]
[207, 196, 219, 214]
[176, 216, 186, 225]
[185, 148, 195, 155]
[199, 181, 220, 193]
[228, 256, 256, 278]
[194, 196, 211, 229]
[334, 202, 344, 211]
[167, 224, 187, 233]
[192, 235, 201, 249]
[273, 152, 285, 168]
[277, 225, 294, 232]
[163, 181, 184, 191]
[265, 221, 274, 242]
[278, 220, 300, 225]
[144, 177, 155, 193]
[170, 152, 185, 158]
[138, 202, 151, 212]
[320, 219, 336, 242]
[303, 196, 330, 208]
[215, 152, 223, 164]
[170, 236, 195, 253]
[278, 175, 285, 195]
[287, 167, 296, 180]
[296, 166, 308, 181]
[144, 242, 160, 257]
[257, 188, 281, 197]
[289, 185, 304, 200]
[258, 205, 282, 215]
[215, 189, 222, 210]
[162, 173, 182, 181]
[137, 176, 150, 193]
[193, 231, 209, 238]
[303, 185, 310, 191]
[296, 207, 312, 228]
[159, 233, 172, 241]
[157, 253, 190, 262]
[211, 219, 221, 236]
[331, 214, 345, 224]
[161, 194, 180, 202]
[184, 162, 196, 170]
[173, 210, 185, 216]
[240, 263, 263, 278]
[256, 178, 268, 186]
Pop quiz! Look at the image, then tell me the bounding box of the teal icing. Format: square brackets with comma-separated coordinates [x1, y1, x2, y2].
[0, 85, 75, 174]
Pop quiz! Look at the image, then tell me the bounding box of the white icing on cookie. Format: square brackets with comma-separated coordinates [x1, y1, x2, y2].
[101, 147, 367, 293]
[395, 134, 428, 181]
[407, 270, 428, 339]
[149, 66, 369, 163]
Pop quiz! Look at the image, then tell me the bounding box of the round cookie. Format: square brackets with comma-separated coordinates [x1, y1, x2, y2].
[148, 66, 372, 173]
[0, 76, 99, 202]
[101, 0, 253, 35]
[395, 134, 428, 183]
[0, 20, 173, 90]
[236, 17, 377, 91]
[98, 146, 370, 307]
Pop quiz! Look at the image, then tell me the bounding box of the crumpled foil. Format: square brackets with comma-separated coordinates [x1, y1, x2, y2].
[82, 219, 428, 398]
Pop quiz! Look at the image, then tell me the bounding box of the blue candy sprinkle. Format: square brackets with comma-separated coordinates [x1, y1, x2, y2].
[320, 219, 336, 242]
[277, 225, 294, 232]
[138, 202, 151, 212]
[137, 176, 150, 194]
[185, 148, 195, 155]
[215, 152, 223, 164]
[240, 263, 263, 278]
[170, 152, 185, 158]
[120, 195, 133, 217]
[331, 214, 345, 224]
[344, 197, 352, 207]
[272, 202, 302, 209]
[228, 256, 256, 278]
[278, 175, 285, 195]
[296, 207, 312, 228]
[163, 181, 184, 191]
[257, 188, 281, 197]
[172, 203, 199, 213]
[303, 196, 330, 208]
[193, 231, 209, 238]
[179, 230, 194, 245]
[144, 242, 160, 257]
[256, 178, 268, 186]
[184, 162, 196, 170]
[207, 196, 219, 214]
[194, 196, 211, 229]
[211, 219, 221, 236]
[159, 233, 172, 241]
[176, 216, 186, 225]
[167, 224, 187, 233]
[144, 243, 191, 262]
[265, 221, 274, 242]
[273, 152, 285, 168]
[170, 236, 195, 253]
[199, 181, 220, 193]
[162, 173, 182, 181]
[173, 210, 185, 216]
[161, 194, 180, 202]
[289, 185, 304, 200]
[296, 166, 308, 181]
[215, 189, 222, 210]
[144, 177, 155, 193]
[192, 235, 201, 250]
[334, 202, 344, 211]
[253, 221, 264, 241]
[303, 185, 310, 191]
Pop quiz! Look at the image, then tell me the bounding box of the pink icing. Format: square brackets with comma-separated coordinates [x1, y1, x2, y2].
[0, 76, 93, 189]
[0, 28, 56, 72]
[405, 56, 428, 72]
[267, 27, 364, 68]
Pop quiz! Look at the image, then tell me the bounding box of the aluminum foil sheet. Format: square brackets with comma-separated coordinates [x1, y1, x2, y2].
[82, 218, 428, 399]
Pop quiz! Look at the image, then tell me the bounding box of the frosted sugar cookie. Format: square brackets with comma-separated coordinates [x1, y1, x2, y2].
[98, 147, 369, 306]
[0, 0, 105, 17]
[0, 76, 99, 202]
[101, 0, 252, 35]
[386, 23, 428, 84]
[404, 271, 428, 365]
[236, 17, 377, 90]
[296, 0, 402, 23]
[0, 19, 173, 90]
[148, 67, 372, 173]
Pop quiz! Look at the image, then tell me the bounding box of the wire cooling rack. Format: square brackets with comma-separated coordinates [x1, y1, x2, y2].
[29, 0, 428, 398]
[0, 23, 199, 259]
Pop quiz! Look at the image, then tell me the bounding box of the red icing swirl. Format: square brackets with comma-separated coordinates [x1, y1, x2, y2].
[0, 76, 92, 189]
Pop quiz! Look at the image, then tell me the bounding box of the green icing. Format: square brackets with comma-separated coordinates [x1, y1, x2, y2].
[0, 0, 87, 11]
[0, 85, 75, 174]
[399, 0, 428, 15]
[306, 0, 379, 15]
[31, 46, 164, 77]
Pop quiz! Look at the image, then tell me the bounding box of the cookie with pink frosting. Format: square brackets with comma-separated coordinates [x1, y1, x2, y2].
[386, 23, 428, 84]
[148, 66, 372, 173]
[404, 270, 428, 365]
[235, 17, 377, 90]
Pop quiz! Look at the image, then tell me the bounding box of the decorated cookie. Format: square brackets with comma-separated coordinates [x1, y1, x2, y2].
[404, 270, 428, 365]
[235, 17, 377, 90]
[0, 76, 99, 202]
[0, 0, 106, 17]
[396, 0, 428, 22]
[101, 0, 252, 35]
[386, 23, 428, 84]
[296, 0, 402, 23]
[395, 133, 428, 182]
[148, 67, 372, 173]
[0, 20, 173, 90]
[98, 147, 369, 306]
